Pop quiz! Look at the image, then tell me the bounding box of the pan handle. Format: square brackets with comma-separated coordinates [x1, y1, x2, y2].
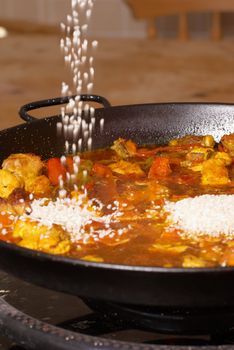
[19, 94, 111, 123]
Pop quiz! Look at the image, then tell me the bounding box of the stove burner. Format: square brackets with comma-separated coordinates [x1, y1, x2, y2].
[1, 296, 234, 350]
[83, 298, 234, 334]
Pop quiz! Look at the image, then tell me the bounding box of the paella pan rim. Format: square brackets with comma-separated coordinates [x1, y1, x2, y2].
[4, 99, 234, 130]
[0, 239, 233, 274]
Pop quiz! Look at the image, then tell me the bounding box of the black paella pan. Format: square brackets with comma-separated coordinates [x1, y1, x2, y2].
[0, 94, 234, 309]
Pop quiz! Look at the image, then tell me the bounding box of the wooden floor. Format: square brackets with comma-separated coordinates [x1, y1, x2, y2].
[0, 30, 234, 130]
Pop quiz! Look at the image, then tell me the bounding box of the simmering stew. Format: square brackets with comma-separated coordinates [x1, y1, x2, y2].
[1, 133, 234, 268]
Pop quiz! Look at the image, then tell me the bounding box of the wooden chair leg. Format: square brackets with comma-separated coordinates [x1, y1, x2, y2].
[147, 19, 157, 39]
[211, 12, 222, 41]
[178, 13, 189, 41]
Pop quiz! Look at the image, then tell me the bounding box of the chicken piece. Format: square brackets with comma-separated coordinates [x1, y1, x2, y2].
[19, 238, 71, 255]
[180, 161, 203, 172]
[200, 248, 220, 262]
[169, 135, 215, 148]
[109, 160, 144, 176]
[0, 169, 23, 198]
[213, 151, 232, 166]
[182, 255, 207, 268]
[24, 175, 51, 196]
[190, 163, 203, 172]
[111, 138, 137, 159]
[80, 255, 104, 262]
[2, 153, 44, 181]
[221, 134, 234, 156]
[202, 135, 215, 147]
[184, 147, 232, 171]
[149, 243, 188, 254]
[201, 159, 230, 186]
[13, 219, 71, 255]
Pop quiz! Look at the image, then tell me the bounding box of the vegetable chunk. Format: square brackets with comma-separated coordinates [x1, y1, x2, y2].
[169, 135, 215, 147]
[111, 138, 137, 159]
[47, 158, 66, 186]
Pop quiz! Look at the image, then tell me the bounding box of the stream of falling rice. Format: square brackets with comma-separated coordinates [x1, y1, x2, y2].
[57, 0, 104, 197]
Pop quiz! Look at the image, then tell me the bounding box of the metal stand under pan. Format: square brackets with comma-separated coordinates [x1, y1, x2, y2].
[2, 296, 234, 350]
[82, 298, 234, 335]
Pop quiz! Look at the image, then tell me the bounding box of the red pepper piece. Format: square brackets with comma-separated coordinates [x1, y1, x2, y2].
[137, 144, 197, 158]
[47, 158, 66, 185]
[92, 163, 113, 178]
[0, 213, 14, 226]
[148, 157, 172, 178]
[66, 157, 74, 173]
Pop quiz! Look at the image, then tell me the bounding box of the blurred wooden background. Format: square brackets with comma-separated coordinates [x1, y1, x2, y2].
[126, 0, 234, 40]
[0, 0, 234, 130]
[1, 0, 234, 38]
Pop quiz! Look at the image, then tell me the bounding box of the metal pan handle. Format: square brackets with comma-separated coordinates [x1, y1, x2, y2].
[19, 94, 111, 123]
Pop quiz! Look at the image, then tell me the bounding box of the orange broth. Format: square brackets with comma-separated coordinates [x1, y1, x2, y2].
[1, 134, 234, 268]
